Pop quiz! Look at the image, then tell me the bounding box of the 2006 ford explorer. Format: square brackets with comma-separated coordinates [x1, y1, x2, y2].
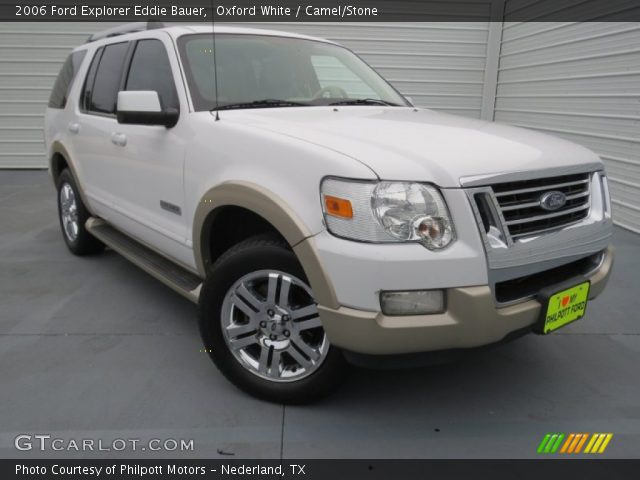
[45, 23, 614, 403]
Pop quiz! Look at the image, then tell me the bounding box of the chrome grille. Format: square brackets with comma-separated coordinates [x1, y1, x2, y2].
[491, 173, 591, 240]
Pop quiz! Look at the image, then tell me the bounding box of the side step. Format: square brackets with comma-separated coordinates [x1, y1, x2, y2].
[86, 218, 202, 304]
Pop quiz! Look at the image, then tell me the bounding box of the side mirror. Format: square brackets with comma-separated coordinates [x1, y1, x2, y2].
[116, 91, 178, 128]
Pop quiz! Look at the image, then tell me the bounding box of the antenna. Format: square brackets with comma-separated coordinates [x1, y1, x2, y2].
[210, 0, 220, 121]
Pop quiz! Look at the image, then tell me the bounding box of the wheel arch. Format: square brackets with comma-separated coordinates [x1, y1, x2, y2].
[49, 141, 94, 216]
[50, 151, 69, 185]
[193, 181, 339, 309]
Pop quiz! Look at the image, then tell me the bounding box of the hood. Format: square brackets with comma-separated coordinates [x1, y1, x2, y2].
[222, 107, 602, 187]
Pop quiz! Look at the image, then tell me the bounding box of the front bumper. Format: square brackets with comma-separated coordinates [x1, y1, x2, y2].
[318, 246, 614, 355]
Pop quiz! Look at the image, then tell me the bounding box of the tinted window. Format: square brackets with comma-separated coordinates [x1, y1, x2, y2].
[81, 48, 102, 111]
[89, 42, 129, 114]
[49, 50, 87, 109]
[126, 40, 178, 110]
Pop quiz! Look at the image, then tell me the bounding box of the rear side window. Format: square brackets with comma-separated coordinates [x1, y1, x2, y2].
[81, 47, 102, 111]
[85, 42, 129, 114]
[48, 50, 87, 109]
[126, 39, 178, 110]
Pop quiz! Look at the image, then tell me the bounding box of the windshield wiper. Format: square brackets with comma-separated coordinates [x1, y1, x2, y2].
[213, 99, 310, 111]
[328, 98, 400, 107]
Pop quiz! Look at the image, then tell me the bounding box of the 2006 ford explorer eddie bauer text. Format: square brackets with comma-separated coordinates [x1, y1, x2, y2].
[44, 23, 614, 403]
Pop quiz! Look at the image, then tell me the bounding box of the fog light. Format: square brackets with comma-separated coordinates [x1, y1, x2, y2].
[380, 290, 445, 316]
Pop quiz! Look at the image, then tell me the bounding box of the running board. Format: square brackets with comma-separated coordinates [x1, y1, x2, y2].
[86, 218, 202, 304]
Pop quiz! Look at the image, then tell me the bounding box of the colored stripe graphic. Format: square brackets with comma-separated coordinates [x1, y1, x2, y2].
[542, 433, 614, 454]
[545, 434, 558, 453]
[537, 434, 552, 453]
[584, 434, 598, 453]
[537, 433, 566, 453]
[585, 433, 613, 454]
[550, 433, 565, 453]
[567, 433, 582, 453]
[560, 433, 575, 453]
[598, 434, 613, 453]
[575, 433, 589, 453]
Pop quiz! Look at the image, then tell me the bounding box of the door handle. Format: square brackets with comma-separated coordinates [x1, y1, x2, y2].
[111, 132, 127, 147]
[68, 122, 80, 134]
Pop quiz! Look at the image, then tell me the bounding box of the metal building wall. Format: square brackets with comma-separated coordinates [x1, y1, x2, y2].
[493, 22, 640, 233]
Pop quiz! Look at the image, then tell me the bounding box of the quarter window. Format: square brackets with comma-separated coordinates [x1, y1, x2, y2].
[81, 47, 102, 111]
[49, 50, 87, 109]
[126, 40, 178, 110]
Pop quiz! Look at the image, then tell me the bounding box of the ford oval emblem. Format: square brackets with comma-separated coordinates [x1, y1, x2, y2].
[539, 191, 567, 211]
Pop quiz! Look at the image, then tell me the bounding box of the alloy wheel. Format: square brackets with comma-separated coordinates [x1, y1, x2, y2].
[220, 270, 328, 382]
[59, 182, 79, 242]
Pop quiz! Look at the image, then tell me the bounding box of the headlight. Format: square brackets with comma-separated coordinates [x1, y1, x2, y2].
[321, 178, 455, 250]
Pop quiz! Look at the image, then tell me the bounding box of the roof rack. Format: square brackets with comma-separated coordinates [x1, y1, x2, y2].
[86, 21, 165, 43]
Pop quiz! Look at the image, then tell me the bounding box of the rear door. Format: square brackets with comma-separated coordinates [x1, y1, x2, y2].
[73, 41, 130, 218]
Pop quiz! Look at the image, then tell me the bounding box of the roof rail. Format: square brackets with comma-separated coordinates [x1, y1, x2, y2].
[86, 21, 165, 43]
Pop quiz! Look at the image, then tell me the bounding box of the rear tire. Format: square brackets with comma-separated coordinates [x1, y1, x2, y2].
[56, 169, 104, 256]
[199, 234, 348, 404]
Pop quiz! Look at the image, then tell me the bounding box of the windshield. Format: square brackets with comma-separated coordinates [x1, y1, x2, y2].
[177, 33, 409, 111]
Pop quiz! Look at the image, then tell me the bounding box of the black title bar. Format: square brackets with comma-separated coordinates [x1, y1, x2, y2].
[2, 0, 640, 22]
[4, 459, 640, 480]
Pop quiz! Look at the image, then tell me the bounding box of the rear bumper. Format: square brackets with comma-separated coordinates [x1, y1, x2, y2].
[318, 246, 614, 355]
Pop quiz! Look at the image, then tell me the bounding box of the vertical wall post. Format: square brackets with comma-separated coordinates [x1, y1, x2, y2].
[480, 0, 505, 121]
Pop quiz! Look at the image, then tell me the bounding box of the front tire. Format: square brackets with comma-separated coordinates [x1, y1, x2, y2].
[199, 235, 348, 404]
[56, 169, 104, 256]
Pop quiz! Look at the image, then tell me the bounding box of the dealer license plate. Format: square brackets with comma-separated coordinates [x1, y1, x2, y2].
[541, 281, 590, 334]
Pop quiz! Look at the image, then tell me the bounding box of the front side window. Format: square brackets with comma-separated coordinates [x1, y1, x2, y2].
[86, 42, 129, 114]
[177, 34, 408, 111]
[125, 39, 178, 110]
[49, 50, 87, 109]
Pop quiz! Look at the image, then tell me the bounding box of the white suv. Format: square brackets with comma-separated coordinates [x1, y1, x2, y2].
[45, 23, 614, 403]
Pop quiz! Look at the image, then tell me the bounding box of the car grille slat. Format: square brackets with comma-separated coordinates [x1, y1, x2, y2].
[500, 190, 590, 211]
[504, 203, 590, 226]
[486, 172, 592, 240]
[493, 178, 589, 197]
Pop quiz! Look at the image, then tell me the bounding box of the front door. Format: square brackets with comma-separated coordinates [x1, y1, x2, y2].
[108, 36, 191, 266]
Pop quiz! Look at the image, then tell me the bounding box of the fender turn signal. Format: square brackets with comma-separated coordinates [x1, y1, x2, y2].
[324, 195, 353, 219]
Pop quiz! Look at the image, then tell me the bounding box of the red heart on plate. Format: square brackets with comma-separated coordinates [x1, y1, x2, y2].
[561, 296, 570, 307]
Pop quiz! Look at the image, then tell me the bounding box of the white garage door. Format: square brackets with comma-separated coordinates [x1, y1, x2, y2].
[494, 22, 640, 233]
